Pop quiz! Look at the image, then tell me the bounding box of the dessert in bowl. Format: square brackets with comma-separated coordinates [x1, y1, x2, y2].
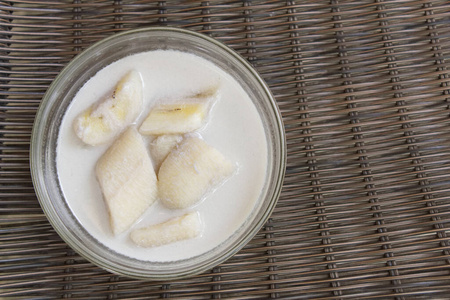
[30, 27, 285, 279]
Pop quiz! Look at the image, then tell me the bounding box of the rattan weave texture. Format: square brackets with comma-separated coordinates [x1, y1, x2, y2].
[1, 0, 450, 299]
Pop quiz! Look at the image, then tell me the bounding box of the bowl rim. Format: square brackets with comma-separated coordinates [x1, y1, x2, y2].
[30, 26, 286, 280]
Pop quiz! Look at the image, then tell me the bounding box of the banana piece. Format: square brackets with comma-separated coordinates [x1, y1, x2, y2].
[158, 137, 235, 209]
[96, 127, 157, 235]
[139, 102, 207, 135]
[139, 88, 219, 135]
[150, 134, 183, 170]
[130, 212, 201, 248]
[74, 70, 143, 146]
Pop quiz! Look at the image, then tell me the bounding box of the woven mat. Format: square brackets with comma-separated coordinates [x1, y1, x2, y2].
[2, 1, 450, 299]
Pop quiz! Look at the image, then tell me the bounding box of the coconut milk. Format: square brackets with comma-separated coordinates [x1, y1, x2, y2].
[57, 50, 268, 262]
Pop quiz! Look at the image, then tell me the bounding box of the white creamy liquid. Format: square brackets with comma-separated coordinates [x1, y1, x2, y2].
[57, 50, 268, 262]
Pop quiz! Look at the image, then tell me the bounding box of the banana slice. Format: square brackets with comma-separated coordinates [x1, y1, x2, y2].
[74, 70, 143, 146]
[158, 137, 235, 209]
[150, 134, 183, 170]
[130, 211, 201, 248]
[96, 127, 157, 235]
[139, 88, 219, 135]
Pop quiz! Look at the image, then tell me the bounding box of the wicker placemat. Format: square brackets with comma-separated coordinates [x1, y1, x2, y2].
[2, 1, 450, 299]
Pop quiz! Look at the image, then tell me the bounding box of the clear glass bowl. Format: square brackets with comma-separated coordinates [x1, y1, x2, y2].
[30, 27, 286, 280]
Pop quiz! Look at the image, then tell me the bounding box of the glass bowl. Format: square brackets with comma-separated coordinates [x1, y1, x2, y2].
[30, 27, 285, 280]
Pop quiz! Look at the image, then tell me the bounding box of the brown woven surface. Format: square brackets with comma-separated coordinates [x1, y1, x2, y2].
[1, 0, 450, 298]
